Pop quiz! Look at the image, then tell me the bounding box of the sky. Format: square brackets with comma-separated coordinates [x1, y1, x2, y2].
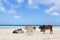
[0, 0, 60, 25]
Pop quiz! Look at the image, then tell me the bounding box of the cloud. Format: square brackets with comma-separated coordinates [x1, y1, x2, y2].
[14, 15, 20, 19]
[26, 0, 39, 9]
[0, 6, 7, 12]
[50, 12, 59, 16]
[3, 0, 18, 9]
[0, 0, 20, 14]
[0, 6, 16, 14]
[26, 0, 54, 9]
[0, 5, 16, 14]
[0, 0, 8, 13]
[45, 6, 55, 13]
[26, 4, 39, 9]
[15, 0, 24, 4]
[33, 0, 54, 5]
[26, 0, 60, 16]
[44, 0, 60, 16]
[0, 0, 60, 16]
[8, 9, 16, 14]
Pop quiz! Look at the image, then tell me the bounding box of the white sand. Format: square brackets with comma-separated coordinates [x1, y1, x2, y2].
[0, 27, 60, 40]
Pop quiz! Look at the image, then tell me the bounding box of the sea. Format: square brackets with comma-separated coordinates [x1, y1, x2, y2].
[0, 25, 60, 29]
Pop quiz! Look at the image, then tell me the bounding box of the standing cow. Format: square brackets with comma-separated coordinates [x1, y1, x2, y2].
[25, 26, 36, 35]
[39, 25, 53, 34]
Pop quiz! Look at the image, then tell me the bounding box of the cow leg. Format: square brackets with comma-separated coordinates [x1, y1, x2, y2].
[50, 31, 53, 34]
[26, 30, 30, 33]
[50, 29, 53, 34]
[43, 29, 45, 34]
[31, 30, 33, 32]
[30, 30, 33, 34]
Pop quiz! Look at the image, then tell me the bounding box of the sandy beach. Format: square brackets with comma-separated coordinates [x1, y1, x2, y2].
[0, 27, 60, 40]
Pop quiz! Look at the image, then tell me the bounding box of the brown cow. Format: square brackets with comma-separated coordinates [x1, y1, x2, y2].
[39, 25, 53, 34]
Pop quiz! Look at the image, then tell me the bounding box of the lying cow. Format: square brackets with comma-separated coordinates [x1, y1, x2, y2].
[12, 28, 24, 34]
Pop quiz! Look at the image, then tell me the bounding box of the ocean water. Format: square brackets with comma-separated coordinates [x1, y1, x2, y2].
[0, 25, 39, 29]
[0, 25, 60, 29]
[0, 26, 24, 29]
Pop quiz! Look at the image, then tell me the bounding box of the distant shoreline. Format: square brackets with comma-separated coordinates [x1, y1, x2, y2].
[0, 25, 60, 26]
[0, 25, 60, 29]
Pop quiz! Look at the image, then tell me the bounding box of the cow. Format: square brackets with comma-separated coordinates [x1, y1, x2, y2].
[39, 25, 53, 34]
[12, 28, 24, 34]
[25, 26, 36, 33]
